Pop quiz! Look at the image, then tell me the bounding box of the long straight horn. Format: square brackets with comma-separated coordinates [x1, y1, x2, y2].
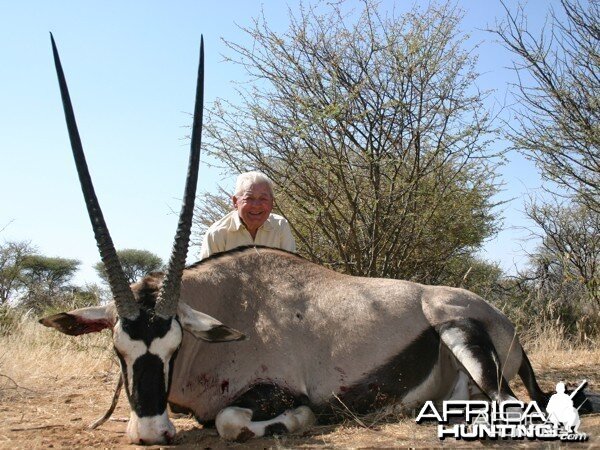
[155, 37, 204, 318]
[50, 33, 138, 320]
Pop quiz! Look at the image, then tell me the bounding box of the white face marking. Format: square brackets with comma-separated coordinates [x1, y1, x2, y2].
[113, 322, 146, 390]
[113, 319, 183, 444]
[113, 319, 183, 389]
[127, 410, 175, 444]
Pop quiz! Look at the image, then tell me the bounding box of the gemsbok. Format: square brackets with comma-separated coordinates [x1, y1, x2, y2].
[41, 36, 596, 445]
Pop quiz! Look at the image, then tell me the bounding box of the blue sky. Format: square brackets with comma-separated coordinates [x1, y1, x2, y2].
[0, 1, 551, 285]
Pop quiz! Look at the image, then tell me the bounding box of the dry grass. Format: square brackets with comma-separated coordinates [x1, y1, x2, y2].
[1, 318, 599, 449]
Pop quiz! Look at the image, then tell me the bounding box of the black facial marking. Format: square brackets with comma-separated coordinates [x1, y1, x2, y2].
[131, 353, 168, 417]
[121, 309, 173, 347]
[315, 326, 440, 423]
[231, 383, 307, 422]
[168, 347, 179, 394]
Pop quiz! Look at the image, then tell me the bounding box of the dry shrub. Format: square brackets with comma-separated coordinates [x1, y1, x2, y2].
[524, 323, 600, 374]
[0, 312, 113, 389]
[519, 322, 575, 353]
[517, 315, 599, 363]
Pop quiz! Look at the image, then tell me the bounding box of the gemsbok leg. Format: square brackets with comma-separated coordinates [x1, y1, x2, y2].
[215, 384, 315, 441]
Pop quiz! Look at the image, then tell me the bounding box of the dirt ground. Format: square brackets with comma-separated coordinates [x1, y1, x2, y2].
[1, 329, 599, 449]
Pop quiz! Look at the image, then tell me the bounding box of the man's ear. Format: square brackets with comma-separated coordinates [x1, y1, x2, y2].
[177, 303, 246, 343]
[39, 304, 117, 336]
[232, 195, 239, 209]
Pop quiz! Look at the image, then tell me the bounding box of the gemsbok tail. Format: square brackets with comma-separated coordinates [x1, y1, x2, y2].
[518, 351, 549, 407]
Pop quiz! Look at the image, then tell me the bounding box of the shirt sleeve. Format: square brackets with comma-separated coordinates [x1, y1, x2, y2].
[280, 220, 296, 253]
[199, 227, 224, 260]
[199, 232, 212, 260]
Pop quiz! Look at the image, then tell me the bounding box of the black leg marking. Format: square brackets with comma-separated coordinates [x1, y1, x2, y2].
[235, 427, 255, 442]
[264, 423, 289, 436]
[316, 327, 440, 423]
[437, 319, 516, 402]
[231, 383, 307, 421]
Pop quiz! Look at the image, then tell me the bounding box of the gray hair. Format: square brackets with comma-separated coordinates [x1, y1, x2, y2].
[234, 171, 274, 197]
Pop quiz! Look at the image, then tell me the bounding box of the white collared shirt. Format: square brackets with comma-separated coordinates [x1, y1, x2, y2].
[199, 211, 296, 260]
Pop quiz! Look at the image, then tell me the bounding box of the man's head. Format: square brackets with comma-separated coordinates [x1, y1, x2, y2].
[233, 172, 274, 236]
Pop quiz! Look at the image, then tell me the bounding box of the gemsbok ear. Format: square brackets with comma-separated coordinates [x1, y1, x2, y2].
[39, 304, 117, 336]
[177, 303, 246, 343]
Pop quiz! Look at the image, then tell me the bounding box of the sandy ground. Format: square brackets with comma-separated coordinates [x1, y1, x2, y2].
[1, 326, 599, 449]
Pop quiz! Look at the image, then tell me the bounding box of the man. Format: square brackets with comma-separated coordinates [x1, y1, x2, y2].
[199, 171, 296, 259]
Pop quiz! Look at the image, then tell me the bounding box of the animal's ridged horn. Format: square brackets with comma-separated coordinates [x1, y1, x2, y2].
[50, 33, 139, 320]
[154, 37, 204, 318]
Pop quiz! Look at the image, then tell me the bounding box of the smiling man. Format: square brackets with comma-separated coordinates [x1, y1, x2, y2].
[199, 172, 296, 259]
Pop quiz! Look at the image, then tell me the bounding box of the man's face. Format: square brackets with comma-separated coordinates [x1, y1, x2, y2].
[233, 182, 274, 234]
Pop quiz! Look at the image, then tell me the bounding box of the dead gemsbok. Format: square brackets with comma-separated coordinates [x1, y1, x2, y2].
[41, 36, 597, 445]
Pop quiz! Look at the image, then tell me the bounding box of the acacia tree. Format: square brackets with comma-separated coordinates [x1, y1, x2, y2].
[95, 249, 163, 285]
[20, 255, 80, 294]
[18, 255, 81, 313]
[0, 240, 35, 305]
[494, 0, 600, 212]
[201, 1, 501, 282]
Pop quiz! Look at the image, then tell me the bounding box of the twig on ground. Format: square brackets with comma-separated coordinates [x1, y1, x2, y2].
[10, 425, 63, 431]
[0, 373, 37, 393]
[331, 392, 369, 429]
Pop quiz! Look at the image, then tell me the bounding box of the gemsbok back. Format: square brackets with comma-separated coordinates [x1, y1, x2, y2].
[41, 36, 597, 445]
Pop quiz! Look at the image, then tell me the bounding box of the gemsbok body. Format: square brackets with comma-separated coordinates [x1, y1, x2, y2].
[41, 36, 596, 445]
